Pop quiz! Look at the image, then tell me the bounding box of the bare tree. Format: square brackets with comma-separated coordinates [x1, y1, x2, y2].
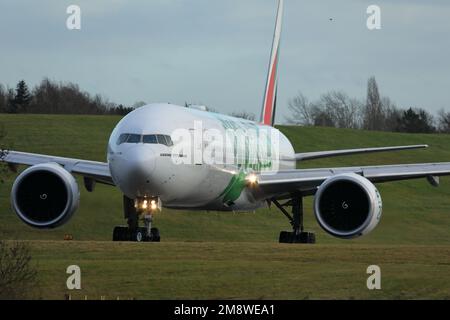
[28, 78, 121, 115]
[363, 76, 384, 130]
[285, 78, 443, 134]
[313, 109, 335, 127]
[285, 92, 315, 125]
[437, 109, 450, 133]
[0, 85, 6, 113]
[380, 97, 401, 132]
[6, 88, 16, 114]
[319, 91, 361, 129]
[286, 91, 361, 128]
[0, 125, 8, 184]
[0, 241, 38, 299]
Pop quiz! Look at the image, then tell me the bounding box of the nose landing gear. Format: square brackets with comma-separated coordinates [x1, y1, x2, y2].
[112, 196, 161, 242]
[142, 213, 161, 242]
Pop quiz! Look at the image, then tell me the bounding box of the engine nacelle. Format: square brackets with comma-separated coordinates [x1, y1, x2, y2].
[11, 163, 80, 229]
[313, 173, 382, 239]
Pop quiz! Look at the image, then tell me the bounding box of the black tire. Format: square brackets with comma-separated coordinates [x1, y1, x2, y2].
[114, 226, 160, 242]
[113, 226, 129, 241]
[279, 231, 293, 243]
[299, 232, 316, 244]
[113, 227, 120, 241]
[279, 231, 316, 244]
[151, 228, 160, 242]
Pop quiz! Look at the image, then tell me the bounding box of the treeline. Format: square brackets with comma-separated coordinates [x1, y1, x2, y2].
[0, 79, 134, 115]
[286, 77, 450, 134]
[3, 77, 449, 134]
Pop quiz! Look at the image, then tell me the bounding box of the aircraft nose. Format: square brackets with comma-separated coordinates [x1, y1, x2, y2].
[123, 145, 156, 190]
[127, 145, 156, 174]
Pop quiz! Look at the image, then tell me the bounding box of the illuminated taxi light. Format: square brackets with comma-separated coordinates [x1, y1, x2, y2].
[141, 200, 148, 210]
[150, 200, 157, 210]
[246, 174, 258, 186]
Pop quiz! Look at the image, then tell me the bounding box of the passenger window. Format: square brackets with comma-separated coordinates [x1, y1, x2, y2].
[116, 134, 129, 145]
[127, 134, 142, 143]
[143, 135, 157, 144]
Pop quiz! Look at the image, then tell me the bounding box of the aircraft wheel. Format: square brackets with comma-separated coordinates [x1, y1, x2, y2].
[113, 226, 129, 241]
[133, 229, 144, 242]
[279, 231, 315, 244]
[279, 231, 293, 243]
[151, 227, 160, 242]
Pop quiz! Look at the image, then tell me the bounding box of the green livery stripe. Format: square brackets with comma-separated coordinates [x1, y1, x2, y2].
[220, 171, 247, 204]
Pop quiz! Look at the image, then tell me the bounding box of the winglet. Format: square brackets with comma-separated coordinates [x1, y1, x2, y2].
[260, 0, 284, 126]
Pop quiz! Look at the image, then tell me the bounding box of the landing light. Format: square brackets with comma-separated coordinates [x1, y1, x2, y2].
[246, 173, 258, 186]
[150, 200, 157, 210]
[135, 197, 162, 213]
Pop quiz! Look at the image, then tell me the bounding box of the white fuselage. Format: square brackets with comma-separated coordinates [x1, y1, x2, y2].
[107, 103, 295, 211]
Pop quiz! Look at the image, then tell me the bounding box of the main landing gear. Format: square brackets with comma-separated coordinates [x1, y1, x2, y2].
[113, 196, 161, 242]
[272, 194, 316, 244]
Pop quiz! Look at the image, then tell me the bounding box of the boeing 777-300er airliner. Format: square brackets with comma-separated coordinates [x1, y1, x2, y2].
[1, 0, 450, 243]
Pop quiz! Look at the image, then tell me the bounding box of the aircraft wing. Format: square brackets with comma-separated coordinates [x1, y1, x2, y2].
[0, 150, 114, 186]
[253, 162, 450, 199]
[289, 144, 428, 161]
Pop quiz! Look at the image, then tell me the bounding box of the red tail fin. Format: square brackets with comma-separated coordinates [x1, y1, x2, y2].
[260, 0, 284, 126]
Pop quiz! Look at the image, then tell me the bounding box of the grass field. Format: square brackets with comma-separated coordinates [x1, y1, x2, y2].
[1, 114, 450, 299]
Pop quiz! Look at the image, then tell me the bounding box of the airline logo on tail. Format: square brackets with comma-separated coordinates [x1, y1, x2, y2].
[261, 0, 284, 127]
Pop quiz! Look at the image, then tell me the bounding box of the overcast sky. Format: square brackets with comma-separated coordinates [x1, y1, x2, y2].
[1, 0, 449, 123]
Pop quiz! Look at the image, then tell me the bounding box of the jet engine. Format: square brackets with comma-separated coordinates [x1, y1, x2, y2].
[313, 173, 382, 239]
[11, 163, 80, 228]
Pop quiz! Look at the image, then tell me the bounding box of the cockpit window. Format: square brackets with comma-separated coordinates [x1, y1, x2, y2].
[165, 136, 174, 147]
[143, 135, 157, 144]
[156, 135, 174, 147]
[156, 135, 167, 146]
[116, 133, 129, 145]
[126, 134, 142, 143]
[117, 133, 172, 146]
